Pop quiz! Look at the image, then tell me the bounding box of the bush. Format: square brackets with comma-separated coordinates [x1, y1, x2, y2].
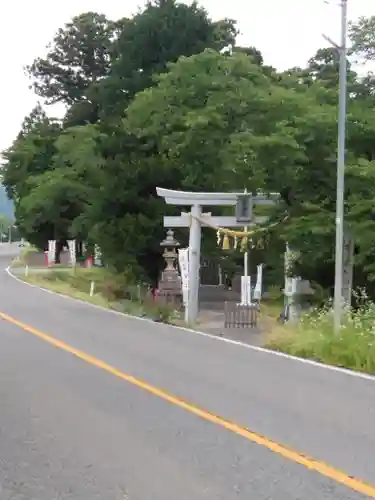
[266, 299, 375, 374]
[147, 301, 178, 323]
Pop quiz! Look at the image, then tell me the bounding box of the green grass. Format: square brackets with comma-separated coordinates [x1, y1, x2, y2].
[23, 272, 113, 308]
[12, 244, 39, 267]
[257, 285, 285, 335]
[266, 301, 375, 375]
[21, 267, 180, 324]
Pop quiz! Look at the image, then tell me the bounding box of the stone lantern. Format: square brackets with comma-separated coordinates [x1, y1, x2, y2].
[158, 229, 182, 306]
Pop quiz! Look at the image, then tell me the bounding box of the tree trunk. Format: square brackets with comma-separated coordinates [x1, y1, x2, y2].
[76, 240, 83, 258]
[55, 239, 64, 264]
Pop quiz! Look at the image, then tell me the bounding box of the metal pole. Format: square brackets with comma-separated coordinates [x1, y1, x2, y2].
[244, 228, 248, 278]
[243, 188, 248, 278]
[244, 239, 248, 277]
[333, 0, 348, 334]
[187, 204, 201, 324]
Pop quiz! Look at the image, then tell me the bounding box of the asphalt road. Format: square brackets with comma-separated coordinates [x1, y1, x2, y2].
[0, 243, 375, 499]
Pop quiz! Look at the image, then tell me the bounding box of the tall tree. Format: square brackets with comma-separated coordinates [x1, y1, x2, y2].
[96, 0, 237, 117]
[6, 124, 104, 255]
[125, 49, 332, 196]
[126, 47, 375, 288]
[27, 12, 117, 106]
[78, 1, 238, 279]
[349, 15, 375, 61]
[2, 107, 61, 201]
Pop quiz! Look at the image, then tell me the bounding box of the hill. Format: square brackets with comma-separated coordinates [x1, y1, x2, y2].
[0, 185, 14, 219]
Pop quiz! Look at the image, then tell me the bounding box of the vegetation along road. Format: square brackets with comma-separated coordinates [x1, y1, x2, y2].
[0, 244, 374, 499]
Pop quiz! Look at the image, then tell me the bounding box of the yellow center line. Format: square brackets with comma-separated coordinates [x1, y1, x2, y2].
[1, 310, 375, 498]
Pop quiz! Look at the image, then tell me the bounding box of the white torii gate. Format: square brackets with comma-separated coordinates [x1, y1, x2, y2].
[156, 187, 277, 324]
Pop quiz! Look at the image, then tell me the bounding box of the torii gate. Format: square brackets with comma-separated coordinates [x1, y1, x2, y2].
[156, 187, 277, 324]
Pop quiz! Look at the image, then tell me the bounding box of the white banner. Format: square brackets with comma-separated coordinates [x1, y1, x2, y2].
[67, 239, 76, 266]
[94, 244, 102, 266]
[178, 248, 189, 306]
[47, 240, 56, 265]
[241, 276, 251, 306]
[253, 264, 263, 300]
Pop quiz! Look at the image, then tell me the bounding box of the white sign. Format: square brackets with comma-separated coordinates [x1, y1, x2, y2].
[241, 276, 251, 305]
[178, 248, 189, 306]
[253, 264, 263, 300]
[284, 277, 299, 297]
[67, 239, 76, 266]
[47, 240, 56, 266]
[94, 244, 102, 266]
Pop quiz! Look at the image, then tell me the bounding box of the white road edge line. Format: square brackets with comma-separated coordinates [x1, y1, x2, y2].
[5, 265, 375, 382]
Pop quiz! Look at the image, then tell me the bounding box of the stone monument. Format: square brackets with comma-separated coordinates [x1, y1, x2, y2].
[158, 229, 182, 307]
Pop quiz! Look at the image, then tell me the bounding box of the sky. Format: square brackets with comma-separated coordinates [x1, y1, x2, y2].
[0, 0, 373, 154]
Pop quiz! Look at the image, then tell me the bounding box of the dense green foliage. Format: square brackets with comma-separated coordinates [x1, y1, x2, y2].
[3, 0, 375, 292]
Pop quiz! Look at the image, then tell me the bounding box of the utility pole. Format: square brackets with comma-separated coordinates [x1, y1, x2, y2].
[333, 0, 348, 334]
[324, 0, 348, 334]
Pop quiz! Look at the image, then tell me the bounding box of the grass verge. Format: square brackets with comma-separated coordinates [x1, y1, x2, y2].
[265, 303, 375, 375]
[11, 244, 39, 268]
[18, 267, 181, 324]
[18, 266, 375, 375]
